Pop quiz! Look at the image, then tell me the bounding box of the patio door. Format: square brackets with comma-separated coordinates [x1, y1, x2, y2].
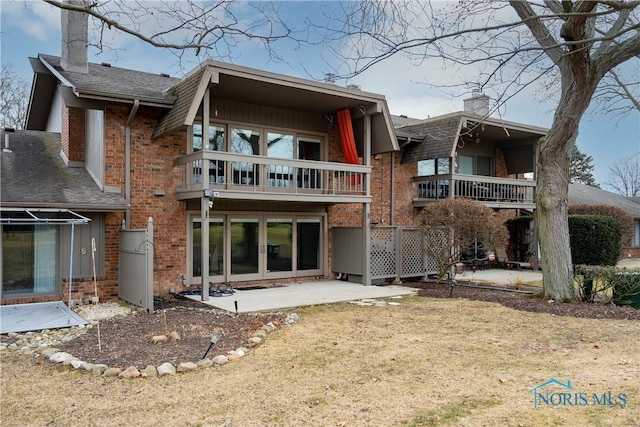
[190, 214, 323, 285]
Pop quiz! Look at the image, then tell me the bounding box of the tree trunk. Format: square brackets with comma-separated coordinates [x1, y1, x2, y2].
[536, 74, 595, 302]
[536, 132, 576, 301]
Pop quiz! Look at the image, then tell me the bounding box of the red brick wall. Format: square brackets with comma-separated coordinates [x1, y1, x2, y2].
[104, 106, 188, 297]
[61, 105, 85, 163]
[390, 155, 419, 226]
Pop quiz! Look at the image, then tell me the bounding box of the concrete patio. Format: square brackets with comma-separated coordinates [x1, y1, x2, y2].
[182, 280, 417, 313]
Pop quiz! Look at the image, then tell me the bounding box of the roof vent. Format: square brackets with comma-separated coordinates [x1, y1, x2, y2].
[101, 62, 111, 67]
[160, 73, 170, 78]
[346, 84, 361, 90]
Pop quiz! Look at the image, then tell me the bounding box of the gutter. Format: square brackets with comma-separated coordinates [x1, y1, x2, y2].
[125, 99, 140, 228]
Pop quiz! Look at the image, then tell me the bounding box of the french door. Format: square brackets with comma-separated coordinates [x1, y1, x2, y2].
[190, 214, 323, 285]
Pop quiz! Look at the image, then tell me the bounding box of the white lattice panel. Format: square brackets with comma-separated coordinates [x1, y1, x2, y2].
[371, 227, 396, 278]
[400, 228, 424, 278]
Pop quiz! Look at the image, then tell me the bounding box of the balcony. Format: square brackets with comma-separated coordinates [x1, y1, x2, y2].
[413, 174, 536, 210]
[176, 151, 370, 203]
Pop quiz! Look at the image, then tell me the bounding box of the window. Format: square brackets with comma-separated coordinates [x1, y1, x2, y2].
[267, 132, 294, 187]
[231, 128, 260, 185]
[456, 155, 492, 176]
[2, 224, 57, 296]
[192, 124, 226, 184]
[418, 158, 450, 175]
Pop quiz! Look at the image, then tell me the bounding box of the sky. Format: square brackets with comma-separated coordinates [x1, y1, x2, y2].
[1, 0, 638, 189]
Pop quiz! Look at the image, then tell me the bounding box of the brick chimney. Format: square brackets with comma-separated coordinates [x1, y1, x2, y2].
[463, 89, 490, 116]
[60, 0, 89, 73]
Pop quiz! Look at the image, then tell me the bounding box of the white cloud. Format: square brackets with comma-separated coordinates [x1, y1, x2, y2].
[3, 0, 60, 42]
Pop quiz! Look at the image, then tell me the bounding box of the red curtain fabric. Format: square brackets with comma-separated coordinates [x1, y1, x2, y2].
[337, 109, 359, 165]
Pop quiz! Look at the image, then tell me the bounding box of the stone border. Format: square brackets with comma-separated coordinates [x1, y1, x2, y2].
[1, 312, 300, 379]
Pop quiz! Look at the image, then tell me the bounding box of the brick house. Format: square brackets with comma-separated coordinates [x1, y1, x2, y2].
[1, 7, 399, 306]
[388, 92, 547, 266]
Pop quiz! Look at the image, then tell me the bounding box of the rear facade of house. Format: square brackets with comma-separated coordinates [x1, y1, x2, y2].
[0, 7, 399, 306]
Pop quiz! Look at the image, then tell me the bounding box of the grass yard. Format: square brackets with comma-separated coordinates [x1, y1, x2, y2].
[1, 296, 639, 426]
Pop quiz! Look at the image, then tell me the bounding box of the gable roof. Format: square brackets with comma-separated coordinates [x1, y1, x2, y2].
[152, 59, 400, 153]
[0, 130, 128, 211]
[27, 54, 180, 130]
[396, 112, 547, 170]
[569, 183, 640, 218]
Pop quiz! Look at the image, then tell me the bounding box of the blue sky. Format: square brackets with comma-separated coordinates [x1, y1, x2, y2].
[1, 0, 638, 188]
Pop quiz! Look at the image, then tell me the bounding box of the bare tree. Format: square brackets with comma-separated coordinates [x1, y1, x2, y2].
[316, 1, 640, 302]
[37, 1, 640, 301]
[43, 0, 312, 65]
[606, 155, 640, 196]
[0, 65, 30, 129]
[418, 199, 508, 283]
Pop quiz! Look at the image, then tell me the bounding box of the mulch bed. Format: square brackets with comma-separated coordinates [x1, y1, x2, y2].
[407, 280, 640, 320]
[40, 282, 640, 369]
[56, 297, 286, 368]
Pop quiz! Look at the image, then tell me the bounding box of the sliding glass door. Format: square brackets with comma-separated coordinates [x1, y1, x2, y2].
[190, 214, 323, 285]
[1, 224, 58, 296]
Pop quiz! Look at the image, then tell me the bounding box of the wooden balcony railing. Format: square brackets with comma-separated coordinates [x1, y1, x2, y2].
[176, 151, 370, 201]
[413, 174, 536, 209]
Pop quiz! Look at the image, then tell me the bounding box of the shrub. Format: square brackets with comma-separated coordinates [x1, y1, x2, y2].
[418, 198, 508, 282]
[569, 215, 622, 266]
[569, 204, 633, 249]
[575, 264, 640, 308]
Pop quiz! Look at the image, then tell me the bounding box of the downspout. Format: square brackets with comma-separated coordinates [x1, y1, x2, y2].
[125, 99, 140, 228]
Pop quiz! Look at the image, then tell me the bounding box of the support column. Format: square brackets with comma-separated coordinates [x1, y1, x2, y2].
[200, 88, 211, 301]
[362, 114, 372, 286]
[201, 196, 210, 301]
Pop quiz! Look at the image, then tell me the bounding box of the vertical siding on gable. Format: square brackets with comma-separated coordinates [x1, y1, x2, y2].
[210, 99, 325, 132]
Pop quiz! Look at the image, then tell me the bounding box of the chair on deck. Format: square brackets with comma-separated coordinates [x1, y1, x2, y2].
[494, 247, 531, 270]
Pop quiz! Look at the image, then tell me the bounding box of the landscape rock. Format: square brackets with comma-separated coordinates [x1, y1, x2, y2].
[49, 352, 75, 364]
[92, 364, 108, 375]
[177, 361, 198, 372]
[157, 362, 176, 376]
[152, 335, 168, 344]
[103, 367, 122, 377]
[169, 331, 181, 341]
[120, 366, 141, 378]
[70, 360, 86, 369]
[197, 359, 213, 369]
[248, 336, 262, 345]
[141, 365, 158, 378]
[212, 355, 228, 365]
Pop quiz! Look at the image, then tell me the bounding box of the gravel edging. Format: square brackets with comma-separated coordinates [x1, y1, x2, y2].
[0, 308, 300, 380]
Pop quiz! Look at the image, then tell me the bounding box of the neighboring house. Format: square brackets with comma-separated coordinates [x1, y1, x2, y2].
[388, 91, 547, 265]
[569, 183, 640, 257]
[1, 7, 398, 305]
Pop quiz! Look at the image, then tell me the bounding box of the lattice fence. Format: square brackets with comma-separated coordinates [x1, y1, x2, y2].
[422, 227, 453, 276]
[371, 227, 396, 279]
[370, 227, 426, 280]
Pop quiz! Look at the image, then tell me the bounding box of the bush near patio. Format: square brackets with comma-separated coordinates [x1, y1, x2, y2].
[417, 198, 508, 282]
[569, 215, 622, 266]
[569, 204, 634, 249]
[508, 214, 622, 267]
[575, 264, 640, 308]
